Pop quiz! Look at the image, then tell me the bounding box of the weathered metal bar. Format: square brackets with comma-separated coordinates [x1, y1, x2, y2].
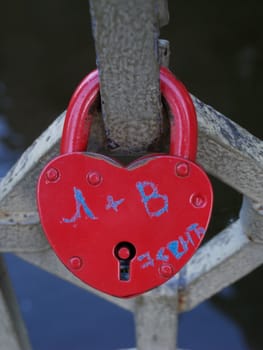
[240, 196, 263, 243]
[0, 115, 64, 253]
[89, 0, 162, 153]
[0, 255, 32, 350]
[158, 39, 170, 67]
[134, 285, 178, 350]
[157, 0, 169, 27]
[194, 96, 263, 203]
[175, 197, 263, 311]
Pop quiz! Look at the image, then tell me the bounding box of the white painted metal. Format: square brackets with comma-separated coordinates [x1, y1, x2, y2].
[135, 286, 178, 350]
[175, 197, 263, 311]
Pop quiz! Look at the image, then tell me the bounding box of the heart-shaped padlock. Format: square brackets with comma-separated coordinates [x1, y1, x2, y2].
[37, 67, 213, 298]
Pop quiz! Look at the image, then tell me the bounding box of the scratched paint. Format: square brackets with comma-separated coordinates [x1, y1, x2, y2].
[63, 187, 97, 223]
[105, 195, 125, 212]
[137, 223, 205, 268]
[136, 181, 168, 218]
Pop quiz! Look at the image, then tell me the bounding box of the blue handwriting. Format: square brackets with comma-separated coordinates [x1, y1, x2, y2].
[106, 195, 125, 212]
[137, 223, 205, 269]
[136, 181, 168, 218]
[63, 187, 97, 223]
[156, 247, 169, 262]
[137, 252, 155, 269]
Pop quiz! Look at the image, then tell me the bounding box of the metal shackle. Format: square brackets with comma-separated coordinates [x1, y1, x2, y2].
[60, 67, 197, 161]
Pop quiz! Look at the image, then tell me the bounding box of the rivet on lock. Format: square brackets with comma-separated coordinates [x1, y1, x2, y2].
[37, 67, 213, 298]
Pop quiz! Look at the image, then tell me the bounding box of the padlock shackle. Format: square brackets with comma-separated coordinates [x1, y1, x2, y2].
[61, 67, 197, 161]
[160, 67, 197, 161]
[60, 69, 99, 155]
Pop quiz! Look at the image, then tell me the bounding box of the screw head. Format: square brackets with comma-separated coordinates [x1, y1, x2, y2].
[191, 193, 206, 208]
[176, 162, 189, 177]
[159, 264, 174, 278]
[46, 168, 59, 182]
[87, 171, 102, 186]
[69, 256, 82, 270]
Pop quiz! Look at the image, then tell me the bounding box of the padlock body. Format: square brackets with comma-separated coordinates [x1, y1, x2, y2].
[37, 152, 213, 297]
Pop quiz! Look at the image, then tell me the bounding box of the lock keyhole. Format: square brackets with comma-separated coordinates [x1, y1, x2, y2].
[114, 242, 136, 281]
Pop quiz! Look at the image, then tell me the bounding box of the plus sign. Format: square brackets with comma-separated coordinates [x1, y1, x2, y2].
[106, 195, 125, 212]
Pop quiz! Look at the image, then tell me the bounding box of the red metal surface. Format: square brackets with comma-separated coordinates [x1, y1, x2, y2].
[37, 68, 213, 298]
[61, 67, 197, 161]
[60, 69, 99, 155]
[117, 247, 131, 260]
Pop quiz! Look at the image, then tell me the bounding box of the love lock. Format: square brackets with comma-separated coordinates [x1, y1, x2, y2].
[37, 67, 213, 298]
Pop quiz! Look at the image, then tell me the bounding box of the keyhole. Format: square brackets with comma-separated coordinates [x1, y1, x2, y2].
[114, 242, 136, 281]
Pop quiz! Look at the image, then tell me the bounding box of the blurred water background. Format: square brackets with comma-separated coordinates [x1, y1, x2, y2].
[0, 1, 263, 349]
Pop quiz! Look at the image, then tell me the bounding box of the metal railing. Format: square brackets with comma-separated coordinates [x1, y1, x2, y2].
[0, 91, 262, 349]
[0, 1, 262, 349]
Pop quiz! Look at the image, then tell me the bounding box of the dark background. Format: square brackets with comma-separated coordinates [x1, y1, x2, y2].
[0, 1, 263, 349]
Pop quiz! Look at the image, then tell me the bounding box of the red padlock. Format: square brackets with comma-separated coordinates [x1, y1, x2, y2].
[37, 67, 213, 298]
